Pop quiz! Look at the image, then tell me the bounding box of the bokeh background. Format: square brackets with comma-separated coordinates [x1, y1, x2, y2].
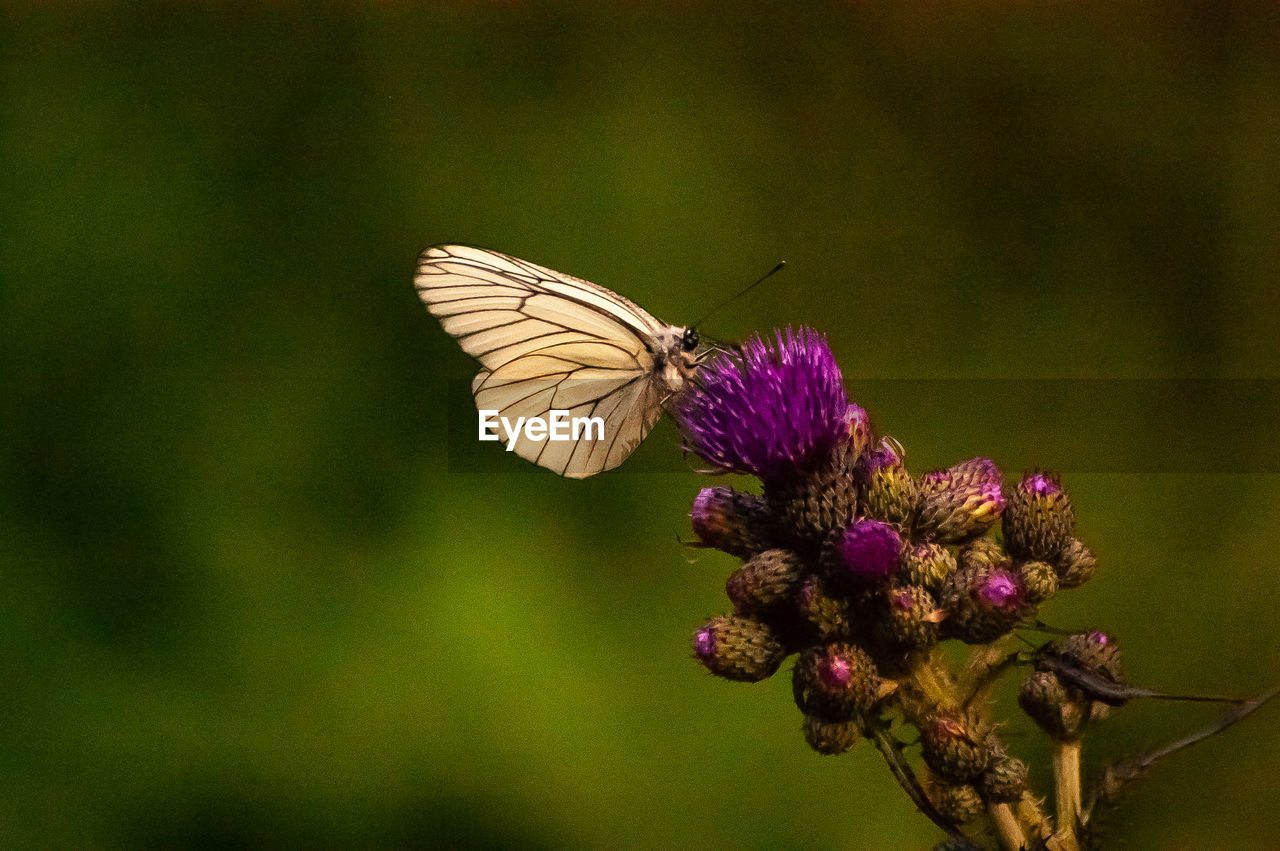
[3, 2, 1280, 848]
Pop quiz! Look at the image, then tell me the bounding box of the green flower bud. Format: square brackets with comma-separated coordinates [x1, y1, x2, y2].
[875, 585, 943, 650]
[726, 549, 806, 615]
[858, 438, 918, 528]
[978, 753, 1029, 803]
[691, 487, 773, 558]
[1058, 631, 1122, 681]
[897, 542, 957, 594]
[931, 781, 984, 825]
[1018, 670, 1085, 740]
[1017, 560, 1059, 604]
[939, 564, 1028, 644]
[1003, 471, 1074, 562]
[794, 574, 855, 641]
[1054, 537, 1096, 588]
[957, 536, 1008, 572]
[802, 713, 864, 755]
[921, 711, 994, 782]
[792, 642, 886, 721]
[692, 615, 787, 682]
[915, 458, 1006, 544]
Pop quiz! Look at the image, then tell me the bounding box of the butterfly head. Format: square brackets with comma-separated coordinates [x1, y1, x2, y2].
[650, 325, 703, 394]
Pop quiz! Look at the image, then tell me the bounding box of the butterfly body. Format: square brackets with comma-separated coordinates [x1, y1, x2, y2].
[415, 244, 704, 477]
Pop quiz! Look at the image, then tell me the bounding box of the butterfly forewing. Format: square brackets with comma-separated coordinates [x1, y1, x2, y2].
[416, 244, 693, 478]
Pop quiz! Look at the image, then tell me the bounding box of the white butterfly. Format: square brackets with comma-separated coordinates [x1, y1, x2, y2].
[415, 244, 704, 478]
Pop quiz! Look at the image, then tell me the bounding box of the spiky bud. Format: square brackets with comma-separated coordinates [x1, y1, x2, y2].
[979, 754, 1029, 803]
[940, 564, 1028, 644]
[958, 536, 1008, 572]
[692, 615, 787, 682]
[896, 542, 956, 594]
[764, 443, 859, 551]
[875, 585, 943, 650]
[691, 487, 774, 558]
[1003, 471, 1074, 562]
[1057, 631, 1122, 681]
[915, 457, 1005, 543]
[1054, 537, 1096, 588]
[931, 781, 984, 825]
[802, 714, 864, 755]
[1018, 670, 1085, 740]
[792, 642, 886, 721]
[858, 437, 917, 528]
[726, 549, 806, 615]
[794, 574, 854, 641]
[1017, 560, 1059, 604]
[921, 712, 993, 782]
[829, 517, 902, 585]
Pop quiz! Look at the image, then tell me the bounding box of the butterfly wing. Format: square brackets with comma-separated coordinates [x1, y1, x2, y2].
[417, 245, 671, 477]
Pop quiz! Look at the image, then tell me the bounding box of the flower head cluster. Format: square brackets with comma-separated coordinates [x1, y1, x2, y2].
[680, 327, 1100, 838]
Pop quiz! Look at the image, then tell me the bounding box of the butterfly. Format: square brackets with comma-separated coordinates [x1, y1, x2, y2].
[415, 244, 705, 478]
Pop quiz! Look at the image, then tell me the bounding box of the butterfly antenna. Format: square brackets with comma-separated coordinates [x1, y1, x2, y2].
[692, 260, 786, 330]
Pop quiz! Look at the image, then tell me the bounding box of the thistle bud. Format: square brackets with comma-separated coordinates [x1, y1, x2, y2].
[1054, 537, 1096, 588]
[1017, 560, 1059, 604]
[940, 564, 1028, 644]
[930, 781, 984, 825]
[875, 585, 943, 650]
[1003, 471, 1074, 562]
[915, 458, 1006, 544]
[794, 574, 854, 641]
[843, 403, 873, 460]
[1057, 631, 1122, 681]
[726, 549, 806, 615]
[692, 615, 787, 682]
[828, 517, 902, 585]
[792, 642, 886, 720]
[896, 542, 956, 594]
[957, 536, 1008, 572]
[858, 437, 917, 527]
[763, 443, 859, 551]
[691, 487, 773, 558]
[802, 713, 864, 755]
[1018, 670, 1085, 740]
[921, 711, 993, 782]
[978, 753, 1029, 803]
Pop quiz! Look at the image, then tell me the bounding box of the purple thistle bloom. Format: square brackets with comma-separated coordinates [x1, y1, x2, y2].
[676, 327, 849, 480]
[693, 626, 716, 662]
[1022, 471, 1063, 497]
[978, 568, 1022, 610]
[818, 654, 853, 689]
[836, 518, 902, 584]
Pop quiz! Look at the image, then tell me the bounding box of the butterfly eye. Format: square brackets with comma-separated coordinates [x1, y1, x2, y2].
[682, 328, 700, 352]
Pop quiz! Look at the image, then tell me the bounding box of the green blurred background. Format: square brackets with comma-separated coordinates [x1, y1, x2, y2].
[3, 2, 1279, 847]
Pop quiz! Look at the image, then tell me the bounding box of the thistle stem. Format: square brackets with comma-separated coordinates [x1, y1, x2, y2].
[871, 726, 974, 847]
[1052, 740, 1082, 851]
[987, 802, 1026, 851]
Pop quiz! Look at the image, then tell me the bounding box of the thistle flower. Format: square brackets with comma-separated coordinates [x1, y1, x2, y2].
[940, 564, 1028, 644]
[693, 615, 787, 682]
[830, 518, 902, 585]
[916, 457, 1006, 543]
[690, 486, 774, 558]
[1004, 471, 1075, 561]
[859, 437, 917, 527]
[675, 327, 849, 481]
[726, 549, 805, 615]
[792, 642, 888, 720]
